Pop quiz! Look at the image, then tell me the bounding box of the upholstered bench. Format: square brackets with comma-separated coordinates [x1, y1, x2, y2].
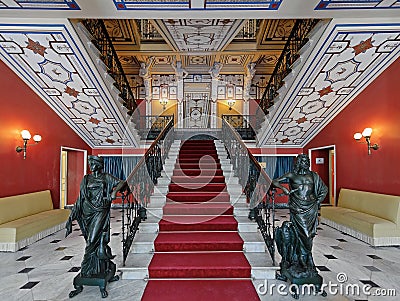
[0, 190, 70, 252]
[320, 188, 400, 246]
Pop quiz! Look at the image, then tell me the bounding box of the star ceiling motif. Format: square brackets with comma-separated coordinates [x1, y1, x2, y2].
[352, 37, 374, 56]
[0, 24, 138, 148]
[65, 86, 79, 97]
[89, 117, 101, 125]
[296, 117, 307, 124]
[318, 86, 334, 97]
[26, 38, 46, 56]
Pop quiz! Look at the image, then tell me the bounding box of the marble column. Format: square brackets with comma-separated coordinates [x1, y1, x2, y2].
[243, 99, 249, 116]
[210, 78, 218, 128]
[145, 96, 152, 128]
[177, 80, 184, 128]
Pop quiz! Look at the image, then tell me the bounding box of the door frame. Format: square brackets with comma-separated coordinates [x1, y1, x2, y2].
[308, 145, 336, 206]
[59, 146, 87, 208]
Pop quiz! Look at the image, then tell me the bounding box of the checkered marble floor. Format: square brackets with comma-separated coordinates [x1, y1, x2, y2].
[0, 209, 399, 301]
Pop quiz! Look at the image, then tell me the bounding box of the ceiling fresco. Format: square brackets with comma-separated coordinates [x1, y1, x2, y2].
[154, 19, 246, 52]
[0, 22, 139, 148]
[258, 22, 400, 147]
[105, 18, 295, 78]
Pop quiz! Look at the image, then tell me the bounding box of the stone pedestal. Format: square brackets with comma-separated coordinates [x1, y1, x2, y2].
[69, 261, 119, 299]
[276, 268, 326, 299]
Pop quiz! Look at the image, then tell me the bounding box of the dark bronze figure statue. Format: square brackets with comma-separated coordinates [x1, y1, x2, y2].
[65, 155, 129, 298]
[275, 221, 297, 269]
[272, 154, 328, 298]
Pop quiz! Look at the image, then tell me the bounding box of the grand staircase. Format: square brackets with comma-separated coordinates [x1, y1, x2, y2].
[120, 139, 277, 300]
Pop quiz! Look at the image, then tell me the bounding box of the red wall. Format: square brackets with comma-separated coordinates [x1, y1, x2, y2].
[0, 60, 91, 208]
[305, 57, 400, 198]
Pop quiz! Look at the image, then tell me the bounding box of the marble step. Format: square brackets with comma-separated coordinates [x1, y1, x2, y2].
[149, 195, 166, 206]
[119, 253, 153, 280]
[123, 247, 276, 280]
[130, 232, 266, 254]
[137, 215, 259, 235]
[146, 203, 163, 219]
[240, 232, 267, 253]
[233, 203, 251, 217]
[138, 215, 161, 234]
[235, 216, 259, 233]
[120, 251, 278, 280]
[245, 252, 279, 280]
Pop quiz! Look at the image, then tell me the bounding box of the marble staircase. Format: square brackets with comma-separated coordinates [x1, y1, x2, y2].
[119, 139, 278, 284]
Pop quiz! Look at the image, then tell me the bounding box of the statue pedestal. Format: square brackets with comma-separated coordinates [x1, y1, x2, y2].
[69, 261, 119, 298]
[276, 269, 326, 299]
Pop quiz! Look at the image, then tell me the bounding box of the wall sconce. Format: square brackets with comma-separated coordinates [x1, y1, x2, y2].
[227, 97, 236, 110]
[16, 130, 42, 159]
[159, 97, 168, 110]
[353, 127, 379, 155]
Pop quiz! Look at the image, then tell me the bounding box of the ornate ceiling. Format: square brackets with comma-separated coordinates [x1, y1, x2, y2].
[104, 18, 296, 83]
[0, 1, 399, 149]
[258, 21, 400, 147]
[0, 21, 138, 148]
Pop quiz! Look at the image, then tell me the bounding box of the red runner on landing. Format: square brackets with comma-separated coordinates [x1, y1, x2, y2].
[141, 140, 260, 301]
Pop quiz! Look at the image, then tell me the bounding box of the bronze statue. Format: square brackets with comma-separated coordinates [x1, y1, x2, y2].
[272, 154, 328, 298]
[65, 155, 129, 298]
[275, 221, 297, 269]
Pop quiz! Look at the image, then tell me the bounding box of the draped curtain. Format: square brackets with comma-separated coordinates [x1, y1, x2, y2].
[255, 156, 295, 181]
[102, 156, 141, 180]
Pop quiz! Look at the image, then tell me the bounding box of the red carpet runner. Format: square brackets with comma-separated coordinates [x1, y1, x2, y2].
[142, 140, 260, 301]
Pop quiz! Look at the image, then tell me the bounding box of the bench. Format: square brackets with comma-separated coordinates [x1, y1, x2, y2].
[320, 188, 400, 246]
[0, 190, 70, 252]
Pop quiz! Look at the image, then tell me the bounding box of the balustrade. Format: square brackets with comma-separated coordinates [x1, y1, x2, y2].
[221, 119, 277, 264]
[121, 119, 174, 265]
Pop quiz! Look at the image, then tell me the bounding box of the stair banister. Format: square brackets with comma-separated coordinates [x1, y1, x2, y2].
[222, 114, 257, 140]
[258, 19, 320, 115]
[121, 119, 174, 266]
[221, 119, 276, 265]
[81, 19, 139, 118]
[138, 115, 174, 140]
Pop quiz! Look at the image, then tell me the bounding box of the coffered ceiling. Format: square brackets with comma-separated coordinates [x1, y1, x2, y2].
[103, 18, 296, 80]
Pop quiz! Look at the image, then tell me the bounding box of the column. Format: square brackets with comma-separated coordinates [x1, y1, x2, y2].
[210, 78, 218, 128]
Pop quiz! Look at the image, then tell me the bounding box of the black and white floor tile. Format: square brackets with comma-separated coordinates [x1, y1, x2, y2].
[254, 210, 399, 301]
[0, 210, 146, 301]
[0, 209, 398, 300]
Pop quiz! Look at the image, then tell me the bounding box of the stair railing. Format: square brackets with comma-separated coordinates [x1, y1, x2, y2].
[138, 115, 174, 140]
[81, 19, 138, 117]
[258, 19, 320, 115]
[221, 119, 276, 265]
[222, 114, 256, 140]
[121, 118, 174, 266]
